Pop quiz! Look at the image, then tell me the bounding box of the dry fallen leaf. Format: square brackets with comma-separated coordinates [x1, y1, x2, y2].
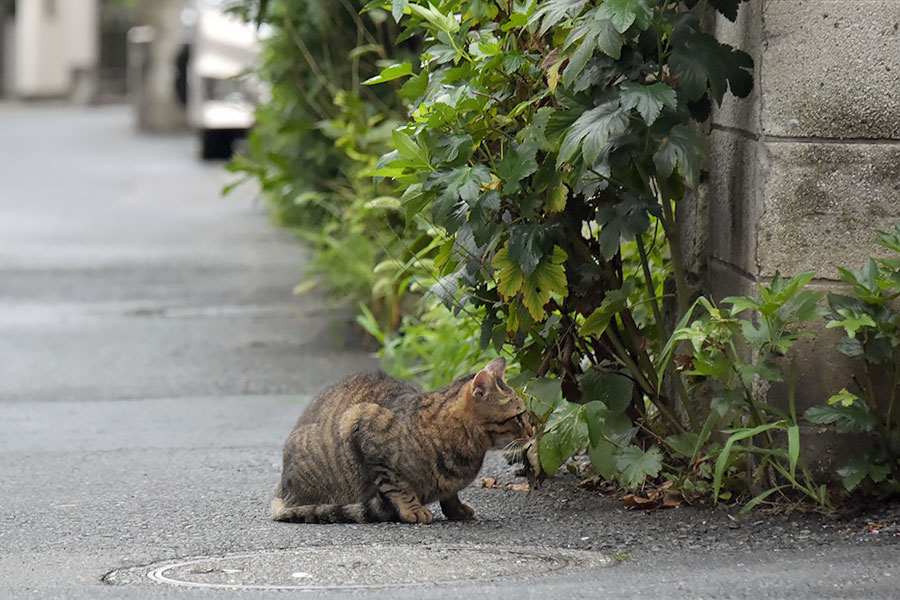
[481, 477, 499, 489]
[662, 493, 684, 508]
[507, 482, 530, 492]
[622, 494, 656, 509]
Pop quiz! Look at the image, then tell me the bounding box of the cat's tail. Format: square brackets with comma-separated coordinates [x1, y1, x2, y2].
[270, 495, 398, 524]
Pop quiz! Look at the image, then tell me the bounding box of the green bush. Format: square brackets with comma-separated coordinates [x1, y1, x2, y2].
[228, 0, 425, 329]
[237, 0, 898, 510]
[804, 226, 900, 495]
[367, 0, 753, 494]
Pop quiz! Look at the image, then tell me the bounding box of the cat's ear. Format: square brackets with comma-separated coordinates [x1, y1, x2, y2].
[484, 357, 506, 378]
[472, 358, 505, 398]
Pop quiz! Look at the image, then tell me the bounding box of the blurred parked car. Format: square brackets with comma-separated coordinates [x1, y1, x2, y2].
[176, 0, 265, 159]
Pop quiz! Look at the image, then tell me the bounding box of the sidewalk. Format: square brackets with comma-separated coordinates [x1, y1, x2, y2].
[0, 104, 897, 599]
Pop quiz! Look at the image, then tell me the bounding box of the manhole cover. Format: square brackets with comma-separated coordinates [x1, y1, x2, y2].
[105, 545, 612, 590]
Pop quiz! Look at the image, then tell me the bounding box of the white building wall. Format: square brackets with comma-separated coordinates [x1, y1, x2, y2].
[13, 0, 98, 98]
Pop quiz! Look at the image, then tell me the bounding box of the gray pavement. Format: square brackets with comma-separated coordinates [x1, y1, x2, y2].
[1, 104, 897, 599]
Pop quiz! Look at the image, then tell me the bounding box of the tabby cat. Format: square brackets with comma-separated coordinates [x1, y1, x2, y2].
[271, 357, 532, 524]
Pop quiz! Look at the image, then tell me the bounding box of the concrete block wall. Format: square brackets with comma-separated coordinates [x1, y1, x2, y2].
[708, 0, 900, 294]
[702, 2, 900, 469]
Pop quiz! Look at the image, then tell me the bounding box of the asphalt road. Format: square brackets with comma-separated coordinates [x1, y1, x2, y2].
[0, 104, 897, 599]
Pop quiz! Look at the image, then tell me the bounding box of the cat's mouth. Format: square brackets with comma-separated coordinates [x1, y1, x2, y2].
[512, 412, 534, 438]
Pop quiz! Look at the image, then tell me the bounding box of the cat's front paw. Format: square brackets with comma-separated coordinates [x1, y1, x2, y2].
[446, 502, 475, 521]
[399, 506, 434, 524]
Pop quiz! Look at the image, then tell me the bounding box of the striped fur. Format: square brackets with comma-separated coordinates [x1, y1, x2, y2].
[272, 358, 532, 524]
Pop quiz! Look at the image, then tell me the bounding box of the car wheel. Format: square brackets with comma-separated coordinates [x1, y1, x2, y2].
[199, 129, 235, 160]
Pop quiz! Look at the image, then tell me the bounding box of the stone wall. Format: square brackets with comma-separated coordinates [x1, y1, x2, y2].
[708, 0, 900, 293]
[703, 1, 900, 470]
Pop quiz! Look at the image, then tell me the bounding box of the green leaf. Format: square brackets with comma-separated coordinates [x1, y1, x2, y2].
[546, 183, 568, 212]
[827, 388, 860, 407]
[713, 422, 784, 502]
[836, 458, 892, 492]
[435, 134, 474, 163]
[722, 295, 762, 316]
[619, 81, 677, 126]
[562, 9, 623, 84]
[653, 125, 707, 187]
[835, 336, 864, 358]
[580, 287, 628, 338]
[521, 246, 568, 320]
[588, 438, 618, 479]
[540, 400, 591, 475]
[615, 445, 662, 490]
[363, 61, 413, 85]
[670, 28, 754, 104]
[526, 377, 563, 413]
[497, 144, 539, 193]
[804, 403, 876, 433]
[531, 0, 588, 34]
[579, 369, 633, 414]
[539, 430, 567, 476]
[558, 102, 628, 167]
[825, 308, 876, 338]
[407, 2, 460, 34]
[507, 223, 545, 277]
[390, 0, 409, 22]
[596, 0, 653, 33]
[391, 129, 429, 168]
[710, 0, 745, 21]
[787, 424, 800, 481]
[736, 485, 789, 518]
[491, 247, 525, 298]
[666, 432, 700, 459]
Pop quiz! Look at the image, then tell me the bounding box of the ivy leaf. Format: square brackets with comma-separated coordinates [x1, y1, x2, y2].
[435, 133, 474, 163]
[508, 223, 546, 277]
[562, 10, 623, 85]
[531, 0, 589, 35]
[614, 445, 662, 489]
[491, 246, 525, 298]
[595, 196, 656, 259]
[521, 246, 568, 321]
[709, 0, 744, 22]
[619, 81, 677, 126]
[457, 165, 492, 204]
[558, 102, 628, 167]
[670, 28, 753, 104]
[653, 124, 707, 187]
[497, 143, 538, 194]
[596, 0, 654, 34]
[425, 166, 490, 232]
